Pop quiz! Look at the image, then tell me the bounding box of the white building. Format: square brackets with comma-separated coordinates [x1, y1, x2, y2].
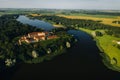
[117, 41, 120, 45]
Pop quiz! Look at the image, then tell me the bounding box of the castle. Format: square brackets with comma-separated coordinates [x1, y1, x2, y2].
[19, 32, 58, 45]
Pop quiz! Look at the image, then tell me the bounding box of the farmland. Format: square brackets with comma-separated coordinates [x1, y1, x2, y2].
[57, 14, 120, 27]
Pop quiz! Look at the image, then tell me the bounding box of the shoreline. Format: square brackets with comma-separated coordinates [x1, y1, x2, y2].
[53, 24, 64, 28]
[25, 48, 67, 64]
[78, 28, 120, 72]
[95, 37, 120, 72]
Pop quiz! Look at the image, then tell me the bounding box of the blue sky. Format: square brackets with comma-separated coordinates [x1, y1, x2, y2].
[0, 0, 120, 10]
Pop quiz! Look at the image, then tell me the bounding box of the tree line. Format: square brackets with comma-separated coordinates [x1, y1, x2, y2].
[33, 15, 120, 37]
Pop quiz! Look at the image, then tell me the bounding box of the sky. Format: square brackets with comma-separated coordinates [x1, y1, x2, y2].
[0, 0, 120, 10]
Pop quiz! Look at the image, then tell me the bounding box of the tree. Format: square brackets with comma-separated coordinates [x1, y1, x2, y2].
[95, 31, 103, 36]
[66, 42, 71, 48]
[32, 50, 39, 58]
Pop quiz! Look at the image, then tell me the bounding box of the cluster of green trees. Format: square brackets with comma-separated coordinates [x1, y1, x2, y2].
[69, 10, 120, 16]
[33, 15, 120, 37]
[112, 21, 120, 24]
[95, 31, 103, 36]
[117, 45, 120, 49]
[84, 12, 120, 16]
[113, 43, 120, 50]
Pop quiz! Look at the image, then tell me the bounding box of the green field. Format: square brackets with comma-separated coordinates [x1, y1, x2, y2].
[79, 28, 120, 71]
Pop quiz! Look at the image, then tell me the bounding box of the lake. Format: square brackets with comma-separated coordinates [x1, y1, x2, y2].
[2, 15, 120, 80]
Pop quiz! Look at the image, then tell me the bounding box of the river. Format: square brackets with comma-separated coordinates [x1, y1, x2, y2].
[17, 15, 54, 31]
[2, 15, 120, 80]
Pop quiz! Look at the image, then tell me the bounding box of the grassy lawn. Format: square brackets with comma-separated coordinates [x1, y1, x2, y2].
[57, 14, 120, 27]
[79, 28, 120, 71]
[97, 35, 120, 65]
[29, 13, 41, 17]
[53, 24, 64, 28]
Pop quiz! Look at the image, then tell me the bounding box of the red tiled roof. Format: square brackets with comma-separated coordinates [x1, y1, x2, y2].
[28, 32, 45, 36]
[48, 35, 57, 39]
[34, 36, 45, 39]
[19, 32, 58, 44]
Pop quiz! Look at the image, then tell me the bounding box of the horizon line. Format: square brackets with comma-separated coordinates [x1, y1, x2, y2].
[0, 8, 120, 10]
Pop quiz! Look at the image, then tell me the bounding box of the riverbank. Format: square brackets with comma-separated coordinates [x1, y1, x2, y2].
[28, 15, 65, 28]
[78, 28, 120, 72]
[25, 47, 67, 64]
[53, 24, 64, 28]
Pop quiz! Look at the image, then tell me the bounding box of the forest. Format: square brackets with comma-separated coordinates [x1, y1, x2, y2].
[0, 14, 75, 71]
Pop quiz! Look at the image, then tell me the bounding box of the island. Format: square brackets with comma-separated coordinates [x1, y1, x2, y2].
[0, 14, 76, 71]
